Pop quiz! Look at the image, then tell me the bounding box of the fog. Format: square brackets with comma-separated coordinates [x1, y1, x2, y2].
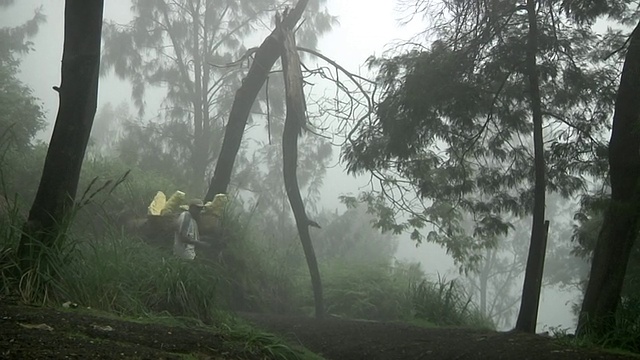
[2, 0, 587, 332]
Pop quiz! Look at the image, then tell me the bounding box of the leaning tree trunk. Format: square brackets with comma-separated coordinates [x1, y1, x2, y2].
[19, 0, 104, 264]
[577, 22, 640, 336]
[515, 0, 548, 333]
[204, 0, 309, 201]
[279, 11, 324, 319]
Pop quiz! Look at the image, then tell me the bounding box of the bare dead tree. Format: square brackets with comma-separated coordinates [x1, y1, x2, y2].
[204, 0, 310, 201]
[279, 8, 324, 318]
[202, 0, 375, 319]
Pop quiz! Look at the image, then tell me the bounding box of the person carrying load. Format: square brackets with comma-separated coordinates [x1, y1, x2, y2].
[173, 199, 211, 260]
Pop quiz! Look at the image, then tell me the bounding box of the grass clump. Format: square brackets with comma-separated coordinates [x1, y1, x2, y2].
[293, 258, 492, 328]
[318, 260, 415, 321]
[0, 204, 310, 360]
[557, 297, 640, 355]
[226, 322, 322, 360]
[0, 196, 77, 304]
[408, 274, 492, 328]
[58, 229, 223, 322]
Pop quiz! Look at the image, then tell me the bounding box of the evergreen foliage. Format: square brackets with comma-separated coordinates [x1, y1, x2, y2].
[0, 4, 46, 157]
[100, 0, 335, 194]
[573, 195, 640, 299]
[0, 3, 45, 65]
[343, 0, 618, 269]
[461, 193, 589, 329]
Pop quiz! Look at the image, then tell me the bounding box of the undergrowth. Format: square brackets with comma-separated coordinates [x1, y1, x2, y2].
[552, 297, 640, 355]
[306, 259, 493, 328]
[541, 307, 640, 359]
[0, 191, 309, 359]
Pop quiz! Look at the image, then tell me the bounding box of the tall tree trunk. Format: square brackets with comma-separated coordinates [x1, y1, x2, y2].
[515, 0, 548, 333]
[200, 1, 213, 195]
[280, 11, 324, 319]
[204, 0, 309, 201]
[18, 0, 104, 265]
[577, 21, 640, 336]
[479, 249, 493, 318]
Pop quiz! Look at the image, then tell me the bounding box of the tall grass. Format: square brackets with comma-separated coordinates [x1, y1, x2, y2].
[0, 194, 77, 304]
[1, 217, 223, 323]
[318, 260, 414, 321]
[0, 194, 22, 293]
[58, 227, 223, 322]
[221, 235, 308, 314]
[569, 296, 640, 353]
[1, 191, 494, 332]
[0, 154, 311, 358]
[206, 199, 313, 315]
[288, 258, 493, 328]
[409, 275, 492, 328]
[1, 166, 492, 334]
[0, 204, 311, 359]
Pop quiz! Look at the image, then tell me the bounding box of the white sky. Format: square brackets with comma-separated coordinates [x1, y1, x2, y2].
[2, 0, 578, 331]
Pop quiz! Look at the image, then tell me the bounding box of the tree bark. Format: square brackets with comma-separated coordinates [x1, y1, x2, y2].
[515, 0, 548, 333]
[577, 21, 640, 336]
[204, 0, 309, 201]
[280, 12, 324, 319]
[191, 0, 205, 195]
[18, 0, 104, 264]
[478, 249, 493, 318]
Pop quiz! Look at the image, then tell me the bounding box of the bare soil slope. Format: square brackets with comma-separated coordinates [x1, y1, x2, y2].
[1, 302, 637, 360]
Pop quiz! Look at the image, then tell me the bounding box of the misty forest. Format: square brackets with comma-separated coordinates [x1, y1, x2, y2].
[1, 0, 640, 359]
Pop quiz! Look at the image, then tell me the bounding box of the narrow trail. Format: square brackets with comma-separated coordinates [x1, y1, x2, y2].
[1, 301, 637, 360]
[240, 312, 637, 360]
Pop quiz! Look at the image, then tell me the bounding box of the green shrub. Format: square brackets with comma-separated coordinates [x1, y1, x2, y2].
[292, 258, 492, 328]
[213, 203, 308, 314]
[0, 201, 223, 322]
[0, 209, 313, 359]
[56, 228, 223, 322]
[408, 274, 492, 328]
[318, 260, 413, 320]
[1, 215, 30, 300]
[574, 296, 640, 353]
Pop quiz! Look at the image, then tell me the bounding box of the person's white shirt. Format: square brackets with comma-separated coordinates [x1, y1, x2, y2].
[173, 211, 198, 260]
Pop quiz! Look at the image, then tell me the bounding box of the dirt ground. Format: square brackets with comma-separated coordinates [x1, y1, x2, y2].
[1, 301, 638, 360]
